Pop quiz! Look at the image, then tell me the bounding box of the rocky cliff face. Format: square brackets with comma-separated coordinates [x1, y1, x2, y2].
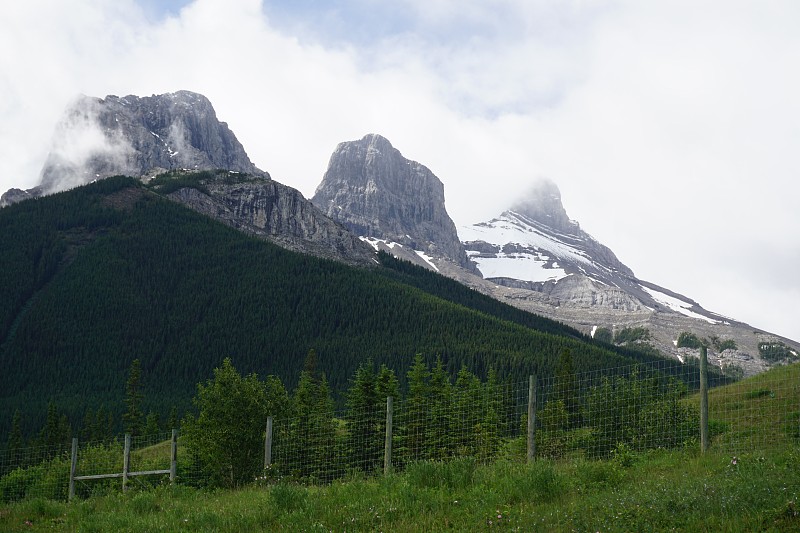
[311, 134, 476, 272]
[2, 90, 265, 206]
[162, 170, 376, 266]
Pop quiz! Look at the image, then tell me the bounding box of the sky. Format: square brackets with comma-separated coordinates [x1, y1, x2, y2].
[1, 0, 798, 343]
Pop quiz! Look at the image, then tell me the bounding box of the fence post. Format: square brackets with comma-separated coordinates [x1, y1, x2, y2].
[700, 345, 709, 453]
[264, 417, 273, 470]
[384, 396, 393, 475]
[123, 434, 131, 492]
[170, 429, 178, 483]
[527, 375, 537, 463]
[68, 438, 78, 501]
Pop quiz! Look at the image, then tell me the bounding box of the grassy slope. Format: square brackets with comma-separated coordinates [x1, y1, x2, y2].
[2, 363, 797, 532]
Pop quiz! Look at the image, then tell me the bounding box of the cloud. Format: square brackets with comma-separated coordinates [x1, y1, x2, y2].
[1, 0, 799, 342]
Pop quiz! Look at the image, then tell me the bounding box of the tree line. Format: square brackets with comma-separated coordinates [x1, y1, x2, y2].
[1, 176, 669, 445]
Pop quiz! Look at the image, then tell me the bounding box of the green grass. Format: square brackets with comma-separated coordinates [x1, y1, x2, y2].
[1, 448, 798, 532]
[3, 363, 798, 531]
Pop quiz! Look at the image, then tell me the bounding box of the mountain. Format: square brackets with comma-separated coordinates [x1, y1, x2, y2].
[151, 169, 375, 266]
[457, 179, 799, 376]
[1, 90, 266, 207]
[311, 134, 477, 272]
[0, 176, 667, 440]
[309, 136, 798, 376]
[0, 91, 375, 267]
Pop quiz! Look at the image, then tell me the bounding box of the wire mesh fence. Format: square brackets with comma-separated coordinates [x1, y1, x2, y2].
[2, 359, 798, 502]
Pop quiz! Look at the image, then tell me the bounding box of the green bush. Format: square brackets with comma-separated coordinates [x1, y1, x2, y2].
[594, 327, 613, 344]
[182, 358, 273, 489]
[614, 327, 651, 344]
[677, 332, 705, 349]
[758, 342, 798, 362]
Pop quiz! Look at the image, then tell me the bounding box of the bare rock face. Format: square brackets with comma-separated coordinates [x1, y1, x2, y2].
[311, 134, 476, 272]
[2, 90, 266, 206]
[162, 170, 376, 266]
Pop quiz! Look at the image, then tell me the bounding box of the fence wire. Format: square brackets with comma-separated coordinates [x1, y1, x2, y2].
[2, 361, 798, 501]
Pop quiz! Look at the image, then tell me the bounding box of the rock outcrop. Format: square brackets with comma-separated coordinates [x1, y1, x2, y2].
[159, 170, 376, 266]
[311, 134, 476, 272]
[2, 90, 265, 206]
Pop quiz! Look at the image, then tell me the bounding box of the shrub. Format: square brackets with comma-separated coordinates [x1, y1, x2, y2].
[758, 342, 798, 363]
[677, 332, 705, 349]
[182, 358, 272, 489]
[614, 327, 651, 344]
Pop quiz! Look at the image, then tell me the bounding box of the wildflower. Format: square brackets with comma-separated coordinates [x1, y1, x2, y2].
[731, 456, 738, 466]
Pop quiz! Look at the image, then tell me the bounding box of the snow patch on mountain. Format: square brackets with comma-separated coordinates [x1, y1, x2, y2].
[641, 285, 720, 324]
[360, 236, 439, 271]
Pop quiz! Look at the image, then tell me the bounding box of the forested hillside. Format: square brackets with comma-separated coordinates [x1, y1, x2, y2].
[0, 176, 682, 443]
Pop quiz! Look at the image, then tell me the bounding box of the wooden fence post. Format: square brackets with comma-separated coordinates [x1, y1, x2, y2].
[170, 429, 178, 483]
[527, 375, 537, 463]
[264, 417, 273, 470]
[384, 396, 393, 475]
[122, 434, 131, 492]
[700, 345, 709, 453]
[68, 438, 78, 501]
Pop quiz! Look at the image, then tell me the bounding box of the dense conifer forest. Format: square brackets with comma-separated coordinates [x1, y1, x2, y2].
[0, 176, 706, 446]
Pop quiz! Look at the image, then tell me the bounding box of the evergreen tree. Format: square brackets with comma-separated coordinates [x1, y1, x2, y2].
[123, 359, 144, 436]
[454, 365, 481, 456]
[427, 356, 454, 459]
[478, 367, 503, 460]
[7, 409, 24, 451]
[404, 354, 430, 461]
[375, 363, 399, 465]
[288, 351, 337, 480]
[80, 408, 95, 442]
[167, 406, 179, 432]
[375, 364, 400, 403]
[554, 348, 581, 429]
[95, 405, 114, 442]
[144, 411, 161, 436]
[345, 360, 381, 472]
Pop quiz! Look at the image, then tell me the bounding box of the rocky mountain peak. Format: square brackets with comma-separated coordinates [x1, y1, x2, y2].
[2, 90, 266, 206]
[312, 134, 475, 271]
[510, 178, 578, 235]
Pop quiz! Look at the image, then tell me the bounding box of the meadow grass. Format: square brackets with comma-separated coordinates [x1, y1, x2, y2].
[1, 445, 797, 532]
[2, 363, 798, 531]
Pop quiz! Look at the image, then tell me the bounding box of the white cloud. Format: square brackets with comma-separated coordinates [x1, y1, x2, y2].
[0, 0, 798, 342]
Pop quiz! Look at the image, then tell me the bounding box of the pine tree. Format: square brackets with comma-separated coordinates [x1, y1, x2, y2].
[167, 406, 178, 432]
[345, 360, 381, 472]
[80, 408, 95, 442]
[144, 411, 160, 435]
[404, 354, 430, 461]
[289, 352, 337, 480]
[7, 409, 24, 451]
[454, 365, 481, 455]
[123, 359, 144, 436]
[376, 364, 400, 403]
[554, 348, 581, 429]
[427, 356, 454, 459]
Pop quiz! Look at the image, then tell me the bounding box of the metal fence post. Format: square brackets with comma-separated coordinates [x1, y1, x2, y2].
[527, 375, 537, 463]
[700, 346, 709, 453]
